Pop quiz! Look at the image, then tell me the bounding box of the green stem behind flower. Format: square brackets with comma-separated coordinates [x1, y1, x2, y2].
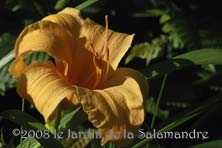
[151, 74, 168, 128]
[20, 98, 25, 148]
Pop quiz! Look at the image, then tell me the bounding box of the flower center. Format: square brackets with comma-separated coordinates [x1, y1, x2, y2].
[83, 16, 110, 89]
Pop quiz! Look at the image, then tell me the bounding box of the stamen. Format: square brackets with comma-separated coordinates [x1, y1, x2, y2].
[100, 15, 109, 58]
[83, 15, 110, 88]
[64, 63, 68, 77]
[100, 15, 110, 85]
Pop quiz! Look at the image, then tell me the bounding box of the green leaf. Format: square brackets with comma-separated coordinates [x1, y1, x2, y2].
[103, 142, 117, 148]
[75, 0, 98, 10]
[146, 97, 169, 120]
[24, 52, 50, 65]
[145, 9, 166, 16]
[58, 106, 81, 131]
[0, 62, 16, 96]
[0, 51, 50, 96]
[70, 137, 93, 148]
[166, 101, 190, 108]
[0, 129, 8, 147]
[162, 22, 174, 33]
[190, 140, 222, 148]
[132, 109, 202, 148]
[0, 51, 16, 96]
[169, 32, 184, 49]
[174, 49, 222, 64]
[143, 48, 222, 79]
[0, 50, 14, 69]
[61, 109, 88, 132]
[54, 0, 70, 10]
[133, 9, 166, 17]
[60, 128, 96, 148]
[0, 33, 16, 59]
[0, 110, 63, 148]
[16, 138, 41, 148]
[160, 11, 197, 50]
[125, 42, 151, 64]
[131, 95, 221, 148]
[125, 35, 166, 65]
[162, 21, 186, 49]
[199, 29, 222, 48]
[160, 14, 171, 23]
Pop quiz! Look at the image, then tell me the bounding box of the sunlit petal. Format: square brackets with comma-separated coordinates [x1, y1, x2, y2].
[81, 18, 134, 70]
[11, 20, 75, 78]
[9, 7, 148, 146]
[16, 61, 79, 122]
[77, 68, 148, 145]
[15, 21, 74, 61]
[42, 7, 83, 39]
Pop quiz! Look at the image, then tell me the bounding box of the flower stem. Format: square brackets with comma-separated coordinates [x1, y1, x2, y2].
[20, 98, 25, 148]
[54, 103, 62, 131]
[151, 74, 168, 128]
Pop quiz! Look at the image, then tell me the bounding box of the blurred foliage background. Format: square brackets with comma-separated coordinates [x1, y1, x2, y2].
[1, 0, 222, 148]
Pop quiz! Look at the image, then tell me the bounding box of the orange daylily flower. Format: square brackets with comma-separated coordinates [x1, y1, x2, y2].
[9, 7, 148, 146]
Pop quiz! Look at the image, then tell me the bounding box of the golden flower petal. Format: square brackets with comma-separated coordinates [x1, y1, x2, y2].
[42, 8, 84, 77]
[42, 7, 83, 36]
[10, 20, 75, 78]
[15, 62, 148, 145]
[81, 18, 134, 70]
[16, 61, 79, 122]
[14, 21, 74, 61]
[44, 7, 134, 70]
[9, 7, 147, 146]
[77, 68, 148, 146]
[43, 8, 135, 86]
[10, 18, 102, 88]
[11, 7, 134, 89]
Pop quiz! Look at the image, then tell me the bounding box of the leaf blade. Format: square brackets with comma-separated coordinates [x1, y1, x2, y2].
[191, 140, 222, 148]
[0, 109, 63, 148]
[143, 48, 222, 79]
